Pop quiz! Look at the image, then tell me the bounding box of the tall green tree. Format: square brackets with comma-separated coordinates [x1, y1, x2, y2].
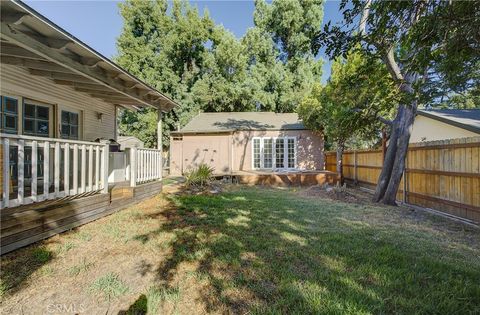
[116, 0, 327, 147]
[298, 50, 397, 182]
[192, 27, 252, 112]
[318, 0, 480, 204]
[246, 0, 325, 112]
[116, 0, 214, 148]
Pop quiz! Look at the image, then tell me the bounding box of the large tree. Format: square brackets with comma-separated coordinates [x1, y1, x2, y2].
[116, 0, 214, 148]
[246, 0, 325, 112]
[298, 50, 397, 182]
[318, 0, 480, 204]
[116, 0, 326, 148]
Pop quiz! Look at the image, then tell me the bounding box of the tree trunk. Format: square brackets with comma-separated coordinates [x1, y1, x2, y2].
[373, 106, 402, 202]
[336, 140, 345, 185]
[381, 103, 416, 204]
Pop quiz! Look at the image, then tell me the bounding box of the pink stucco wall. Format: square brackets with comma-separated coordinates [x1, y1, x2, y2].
[170, 130, 324, 175]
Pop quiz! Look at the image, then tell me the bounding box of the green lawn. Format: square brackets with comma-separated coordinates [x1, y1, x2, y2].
[162, 187, 480, 314]
[1, 186, 479, 314]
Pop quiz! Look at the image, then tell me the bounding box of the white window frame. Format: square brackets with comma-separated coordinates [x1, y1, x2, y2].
[252, 137, 263, 169]
[285, 137, 297, 170]
[252, 136, 297, 170]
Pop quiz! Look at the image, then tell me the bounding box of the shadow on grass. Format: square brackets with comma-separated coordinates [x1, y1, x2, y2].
[1, 246, 55, 297]
[124, 187, 480, 314]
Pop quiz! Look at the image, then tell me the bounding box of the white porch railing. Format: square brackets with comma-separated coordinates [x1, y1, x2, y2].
[128, 147, 162, 186]
[1, 133, 109, 209]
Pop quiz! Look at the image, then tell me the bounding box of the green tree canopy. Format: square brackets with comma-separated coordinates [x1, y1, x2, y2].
[116, 0, 326, 148]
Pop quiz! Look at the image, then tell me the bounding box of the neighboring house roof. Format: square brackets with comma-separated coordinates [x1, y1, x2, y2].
[174, 112, 306, 134]
[0, 0, 178, 112]
[417, 109, 480, 134]
[117, 136, 144, 148]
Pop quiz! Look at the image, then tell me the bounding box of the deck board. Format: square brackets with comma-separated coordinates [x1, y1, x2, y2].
[0, 181, 162, 255]
[219, 170, 338, 186]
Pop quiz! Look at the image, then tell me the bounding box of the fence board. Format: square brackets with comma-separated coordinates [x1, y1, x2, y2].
[326, 136, 480, 223]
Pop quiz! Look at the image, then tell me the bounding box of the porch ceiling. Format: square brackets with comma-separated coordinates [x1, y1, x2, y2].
[0, 0, 178, 112]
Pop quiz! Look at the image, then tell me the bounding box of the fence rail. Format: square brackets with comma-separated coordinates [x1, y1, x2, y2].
[1, 133, 109, 209]
[325, 136, 480, 223]
[129, 147, 162, 186]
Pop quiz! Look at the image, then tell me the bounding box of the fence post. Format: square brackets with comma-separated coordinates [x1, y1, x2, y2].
[130, 147, 137, 187]
[403, 151, 408, 204]
[354, 150, 358, 185]
[101, 140, 109, 194]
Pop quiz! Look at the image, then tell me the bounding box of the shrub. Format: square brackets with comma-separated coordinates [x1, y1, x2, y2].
[185, 164, 214, 187]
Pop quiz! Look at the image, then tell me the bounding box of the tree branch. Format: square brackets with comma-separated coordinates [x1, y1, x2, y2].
[359, 0, 372, 36]
[378, 116, 393, 126]
[382, 47, 404, 83]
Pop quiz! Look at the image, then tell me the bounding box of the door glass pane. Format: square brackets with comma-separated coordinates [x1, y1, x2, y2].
[287, 138, 295, 168]
[253, 139, 261, 168]
[275, 138, 285, 169]
[70, 112, 78, 125]
[70, 126, 79, 138]
[263, 138, 273, 168]
[62, 124, 70, 136]
[60, 111, 79, 139]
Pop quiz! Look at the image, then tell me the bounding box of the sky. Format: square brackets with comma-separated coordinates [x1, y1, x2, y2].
[25, 0, 344, 83]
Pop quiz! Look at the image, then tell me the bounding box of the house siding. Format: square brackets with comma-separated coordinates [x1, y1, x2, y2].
[170, 129, 324, 175]
[410, 115, 478, 143]
[0, 64, 116, 141]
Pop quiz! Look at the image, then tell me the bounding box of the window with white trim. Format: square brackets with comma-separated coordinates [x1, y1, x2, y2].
[287, 138, 295, 168]
[252, 137, 296, 170]
[253, 138, 261, 168]
[263, 138, 273, 168]
[275, 138, 284, 169]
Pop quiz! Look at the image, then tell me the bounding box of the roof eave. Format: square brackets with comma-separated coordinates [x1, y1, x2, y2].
[1, 0, 179, 111]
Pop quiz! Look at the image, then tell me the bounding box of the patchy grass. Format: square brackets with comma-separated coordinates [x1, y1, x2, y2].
[88, 273, 129, 301]
[0, 186, 479, 314]
[31, 247, 52, 263]
[56, 241, 76, 255]
[68, 258, 94, 276]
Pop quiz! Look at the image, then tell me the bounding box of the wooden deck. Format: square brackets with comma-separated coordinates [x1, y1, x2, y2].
[0, 180, 162, 255]
[219, 170, 338, 187]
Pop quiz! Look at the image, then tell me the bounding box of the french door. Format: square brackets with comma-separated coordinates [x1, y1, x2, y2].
[252, 137, 296, 170]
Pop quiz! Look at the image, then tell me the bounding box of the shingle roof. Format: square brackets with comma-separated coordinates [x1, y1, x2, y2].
[418, 109, 480, 134]
[175, 112, 306, 134]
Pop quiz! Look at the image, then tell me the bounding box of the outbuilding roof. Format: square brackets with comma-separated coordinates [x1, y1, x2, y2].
[0, 0, 178, 111]
[174, 112, 306, 134]
[418, 109, 480, 134]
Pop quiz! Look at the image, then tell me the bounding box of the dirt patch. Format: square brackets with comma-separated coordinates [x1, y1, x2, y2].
[299, 185, 374, 205]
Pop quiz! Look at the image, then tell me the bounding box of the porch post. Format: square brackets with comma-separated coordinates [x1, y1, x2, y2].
[130, 147, 137, 187]
[101, 140, 110, 194]
[157, 110, 162, 150]
[157, 109, 163, 181]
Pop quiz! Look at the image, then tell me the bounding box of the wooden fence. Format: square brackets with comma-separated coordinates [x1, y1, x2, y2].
[325, 137, 480, 223]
